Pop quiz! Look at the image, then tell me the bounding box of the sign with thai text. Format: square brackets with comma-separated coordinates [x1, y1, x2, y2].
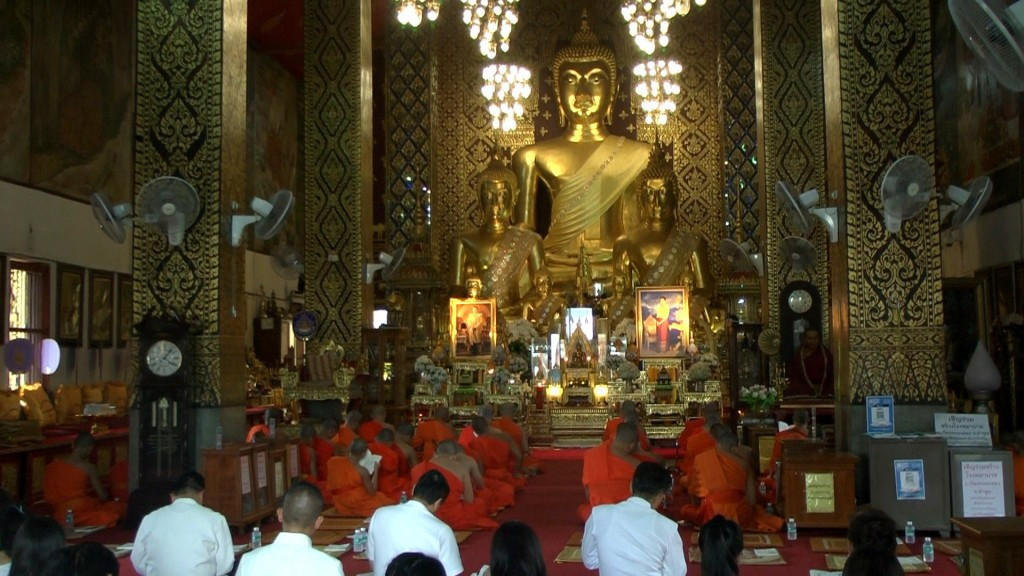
[934, 413, 992, 447]
[961, 461, 1006, 517]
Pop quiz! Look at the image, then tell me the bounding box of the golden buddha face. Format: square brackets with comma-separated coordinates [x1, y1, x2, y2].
[535, 273, 551, 297]
[467, 277, 483, 298]
[612, 275, 626, 296]
[558, 60, 613, 125]
[641, 177, 674, 223]
[480, 178, 513, 222]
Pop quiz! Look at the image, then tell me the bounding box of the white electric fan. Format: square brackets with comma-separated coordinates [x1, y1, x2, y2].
[270, 244, 304, 281]
[949, 0, 1024, 92]
[775, 181, 840, 242]
[779, 236, 818, 275]
[90, 193, 133, 243]
[719, 238, 764, 276]
[138, 177, 201, 246]
[880, 155, 934, 233]
[230, 190, 295, 246]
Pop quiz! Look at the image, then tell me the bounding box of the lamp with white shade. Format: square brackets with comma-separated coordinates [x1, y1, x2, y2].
[964, 340, 1001, 413]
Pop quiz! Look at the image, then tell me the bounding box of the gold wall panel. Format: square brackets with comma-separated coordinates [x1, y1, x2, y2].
[133, 0, 247, 407]
[837, 0, 944, 402]
[303, 0, 368, 352]
[759, 0, 830, 337]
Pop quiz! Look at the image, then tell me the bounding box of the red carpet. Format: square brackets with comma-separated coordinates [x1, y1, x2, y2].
[105, 455, 959, 575]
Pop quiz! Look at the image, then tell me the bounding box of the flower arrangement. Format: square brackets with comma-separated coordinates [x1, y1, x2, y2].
[424, 365, 450, 395]
[415, 355, 434, 374]
[699, 352, 719, 367]
[506, 318, 538, 344]
[613, 319, 637, 342]
[740, 384, 779, 413]
[508, 354, 529, 375]
[604, 354, 625, 372]
[490, 366, 515, 392]
[617, 361, 640, 382]
[688, 361, 712, 382]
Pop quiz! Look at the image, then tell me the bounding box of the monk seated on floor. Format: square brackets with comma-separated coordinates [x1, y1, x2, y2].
[681, 430, 783, 533]
[298, 421, 331, 498]
[414, 407, 457, 463]
[359, 405, 395, 444]
[326, 438, 397, 517]
[43, 433, 126, 528]
[394, 423, 419, 477]
[676, 404, 723, 491]
[603, 401, 663, 465]
[492, 403, 542, 476]
[411, 440, 498, 530]
[760, 409, 809, 502]
[455, 444, 513, 513]
[370, 428, 412, 500]
[332, 411, 362, 453]
[466, 416, 525, 490]
[578, 422, 644, 523]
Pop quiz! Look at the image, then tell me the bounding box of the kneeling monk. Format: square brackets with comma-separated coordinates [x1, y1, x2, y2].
[411, 440, 497, 530]
[327, 438, 396, 517]
[683, 431, 783, 532]
[579, 422, 644, 522]
[44, 433, 126, 527]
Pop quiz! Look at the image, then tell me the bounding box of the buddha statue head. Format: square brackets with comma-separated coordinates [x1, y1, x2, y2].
[639, 143, 677, 228]
[611, 274, 628, 298]
[534, 269, 552, 298]
[551, 13, 619, 127]
[466, 276, 483, 298]
[477, 158, 517, 225]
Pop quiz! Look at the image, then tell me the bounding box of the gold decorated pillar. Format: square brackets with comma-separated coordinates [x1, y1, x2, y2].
[303, 0, 373, 353]
[133, 0, 248, 445]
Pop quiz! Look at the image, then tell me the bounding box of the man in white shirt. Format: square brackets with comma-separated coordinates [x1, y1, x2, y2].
[583, 462, 687, 576]
[367, 469, 463, 576]
[131, 471, 235, 576]
[236, 481, 342, 576]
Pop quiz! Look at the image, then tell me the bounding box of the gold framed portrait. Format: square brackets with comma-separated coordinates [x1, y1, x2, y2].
[88, 270, 114, 347]
[57, 264, 84, 347]
[636, 286, 690, 359]
[449, 297, 496, 361]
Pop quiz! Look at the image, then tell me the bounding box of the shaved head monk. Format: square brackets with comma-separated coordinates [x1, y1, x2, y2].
[579, 421, 645, 522]
[394, 423, 419, 475]
[602, 401, 651, 448]
[492, 403, 542, 475]
[360, 405, 396, 443]
[327, 437, 396, 517]
[333, 411, 362, 453]
[370, 428, 412, 500]
[679, 403, 722, 484]
[684, 431, 783, 532]
[410, 440, 497, 530]
[414, 407, 456, 462]
[43, 433, 126, 527]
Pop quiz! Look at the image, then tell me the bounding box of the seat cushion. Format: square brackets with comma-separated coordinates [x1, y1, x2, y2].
[105, 381, 128, 413]
[82, 382, 105, 404]
[20, 383, 56, 427]
[0, 389, 22, 420]
[55, 385, 84, 423]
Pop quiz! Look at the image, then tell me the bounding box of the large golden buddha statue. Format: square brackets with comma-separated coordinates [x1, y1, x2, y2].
[612, 143, 712, 293]
[520, 269, 566, 333]
[450, 158, 545, 312]
[512, 14, 651, 288]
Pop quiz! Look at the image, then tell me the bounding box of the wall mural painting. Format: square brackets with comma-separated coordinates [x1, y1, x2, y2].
[0, 0, 31, 182]
[248, 49, 303, 254]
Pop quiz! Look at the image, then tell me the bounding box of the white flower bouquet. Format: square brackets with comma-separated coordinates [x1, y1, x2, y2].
[506, 318, 539, 344]
[740, 384, 778, 413]
[508, 354, 529, 375]
[490, 366, 515, 391]
[617, 361, 640, 381]
[688, 361, 712, 382]
[424, 365, 450, 395]
[414, 355, 434, 373]
[699, 352, 719, 367]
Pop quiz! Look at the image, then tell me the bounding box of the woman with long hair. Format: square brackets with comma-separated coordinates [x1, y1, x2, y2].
[8, 516, 66, 576]
[489, 521, 546, 576]
[698, 515, 743, 576]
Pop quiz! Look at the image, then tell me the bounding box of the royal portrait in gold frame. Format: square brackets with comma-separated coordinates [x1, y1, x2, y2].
[636, 286, 690, 359]
[449, 297, 496, 360]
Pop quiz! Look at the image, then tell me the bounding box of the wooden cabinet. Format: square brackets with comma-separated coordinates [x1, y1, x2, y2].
[253, 316, 290, 368]
[726, 321, 763, 418]
[360, 327, 409, 414]
[201, 439, 299, 532]
[780, 442, 858, 528]
[952, 517, 1024, 576]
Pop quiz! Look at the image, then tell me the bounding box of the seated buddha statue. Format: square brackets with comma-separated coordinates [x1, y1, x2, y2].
[520, 269, 566, 333]
[612, 143, 713, 294]
[512, 13, 652, 290]
[601, 274, 635, 328]
[450, 158, 545, 313]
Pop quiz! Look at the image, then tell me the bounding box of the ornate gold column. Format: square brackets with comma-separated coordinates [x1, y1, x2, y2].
[304, 0, 373, 352]
[832, 0, 945, 408]
[133, 0, 247, 409]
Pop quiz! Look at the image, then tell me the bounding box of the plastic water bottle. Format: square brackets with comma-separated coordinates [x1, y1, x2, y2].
[215, 425, 223, 449]
[922, 537, 934, 563]
[400, 491, 408, 504]
[905, 520, 915, 544]
[758, 481, 767, 497]
[64, 509, 74, 531]
[251, 526, 262, 549]
[786, 517, 797, 541]
[354, 528, 366, 553]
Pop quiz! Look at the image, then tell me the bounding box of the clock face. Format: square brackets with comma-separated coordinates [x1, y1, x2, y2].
[146, 340, 183, 377]
[787, 289, 814, 314]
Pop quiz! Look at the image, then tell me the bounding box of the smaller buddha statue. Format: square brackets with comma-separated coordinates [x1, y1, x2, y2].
[574, 242, 594, 306]
[450, 158, 545, 314]
[385, 290, 405, 326]
[521, 269, 567, 333]
[601, 274, 635, 327]
[612, 143, 712, 294]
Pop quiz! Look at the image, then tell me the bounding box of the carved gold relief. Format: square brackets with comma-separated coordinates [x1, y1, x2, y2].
[849, 327, 945, 402]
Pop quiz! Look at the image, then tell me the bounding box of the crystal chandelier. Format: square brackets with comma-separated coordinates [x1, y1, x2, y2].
[633, 58, 683, 125]
[461, 0, 519, 59]
[621, 0, 708, 55]
[481, 64, 532, 131]
[396, 0, 441, 27]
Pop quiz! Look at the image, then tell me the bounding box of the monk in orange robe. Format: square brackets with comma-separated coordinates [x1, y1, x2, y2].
[326, 438, 396, 517]
[411, 441, 498, 530]
[394, 423, 419, 477]
[493, 403, 542, 475]
[332, 411, 361, 452]
[683, 431, 783, 532]
[579, 422, 643, 522]
[358, 405, 395, 443]
[296, 422, 331, 498]
[413, 407, 457, 462]
[760, 410, 809, 501]
[370, 429, 412, 500]
[679, 411, 724, 486]
[43, 433, 126, 527]
[602, 400, 653, 451]
[467, 417, 526, 489]
[455, 444, 512, 512]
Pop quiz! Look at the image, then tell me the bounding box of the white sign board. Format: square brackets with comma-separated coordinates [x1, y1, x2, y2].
[961, 461, 1006, 517]
[933, 413, 992, 447]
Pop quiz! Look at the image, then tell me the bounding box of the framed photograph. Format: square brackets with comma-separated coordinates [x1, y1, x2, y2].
[57, 264, 85, 346]
[636, 286, 690, 359]
[116, 274, 133, 348]
[88, 270, 114, 347]
[449, 297, 496, 360]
